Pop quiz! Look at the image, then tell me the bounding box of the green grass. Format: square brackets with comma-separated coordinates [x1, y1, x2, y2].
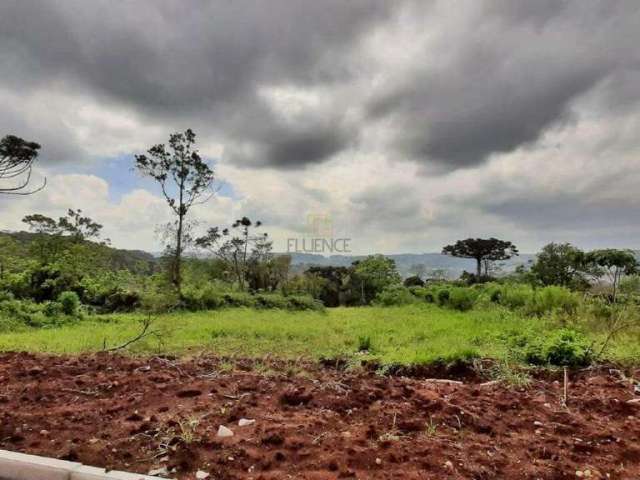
[1, 304, 639, 365]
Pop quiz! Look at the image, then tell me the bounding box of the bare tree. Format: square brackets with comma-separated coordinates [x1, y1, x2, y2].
[135, 129, 215, 292]
[0, 134, 45, 195]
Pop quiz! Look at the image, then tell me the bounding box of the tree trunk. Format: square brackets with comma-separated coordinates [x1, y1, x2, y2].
[174, 166, 186, 294]
[476, 257, 482, 278]
[175, 211, 183, 292]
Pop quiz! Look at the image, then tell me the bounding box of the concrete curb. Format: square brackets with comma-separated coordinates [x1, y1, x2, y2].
[0, 449, 171, 480]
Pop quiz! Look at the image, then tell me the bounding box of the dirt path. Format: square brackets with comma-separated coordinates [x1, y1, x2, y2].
[0, 352, 639, 479]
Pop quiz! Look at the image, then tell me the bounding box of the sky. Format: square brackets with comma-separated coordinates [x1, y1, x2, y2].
[1, 0, 640, 254]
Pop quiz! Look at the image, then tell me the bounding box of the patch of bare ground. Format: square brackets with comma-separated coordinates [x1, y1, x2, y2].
[1, 352, 639, 479]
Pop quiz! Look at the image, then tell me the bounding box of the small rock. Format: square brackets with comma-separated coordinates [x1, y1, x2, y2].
[39, 430, 49, 436]
[444, 460, 453, 469]
[88, 437, 99, 444]
[238, 418, 256, 427]
[533, 421, 544, 427]
[576, 471, 584, 478]
[375, 458, 382, 465]
[195, 471, 209, 480]
[217, 425, 234, 437]
[148, 466, 169, 477]
[627, 398, 640, 404]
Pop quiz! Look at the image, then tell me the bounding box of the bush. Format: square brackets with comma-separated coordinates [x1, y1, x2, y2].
[105, 290, 141, 312]
[374, 285, 417, 306]
[447, 287, 479, 311]
[182, 284, 225, 311]
[524, 286, 579, 316]
[0, 290, 14, 302]
[254, 293, 289, 309]
[542, 329, 593, 367]
[58, 291, 80, 316]
[0, 298, 78, 330]
[499, 283, 533, 310]
[222, 292, 256, 308]
[508, 329, 593, 367]
[284, 295, 324, 311]
[436, 288, 450, 306]
[403, 275, 425, 287]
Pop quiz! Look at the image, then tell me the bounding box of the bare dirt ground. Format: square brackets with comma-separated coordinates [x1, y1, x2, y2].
[1, 352, 639, 479]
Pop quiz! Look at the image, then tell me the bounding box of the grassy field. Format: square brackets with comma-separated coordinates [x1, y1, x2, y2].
[1, 304, 639, 365]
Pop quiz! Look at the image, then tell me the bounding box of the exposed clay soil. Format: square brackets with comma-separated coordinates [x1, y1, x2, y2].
[1, 353, 640, 479]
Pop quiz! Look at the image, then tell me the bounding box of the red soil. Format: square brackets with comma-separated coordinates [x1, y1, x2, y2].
[1, 352, 639, 479]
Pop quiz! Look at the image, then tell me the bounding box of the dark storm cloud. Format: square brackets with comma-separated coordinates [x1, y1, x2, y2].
[1, 0, 640, 171]
[227, 113, 354, 169]
[366, 1, 640, 170]
[0, 0, 391, 165]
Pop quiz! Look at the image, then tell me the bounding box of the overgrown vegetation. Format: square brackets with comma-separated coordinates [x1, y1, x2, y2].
[2, 129, 640, 369]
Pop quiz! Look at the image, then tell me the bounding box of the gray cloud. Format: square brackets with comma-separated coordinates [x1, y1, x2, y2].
[2, 1, 640, 171]
[0, 0, 390, 166]
[2, 0, 640, 254]
[366, 1, 640, 170]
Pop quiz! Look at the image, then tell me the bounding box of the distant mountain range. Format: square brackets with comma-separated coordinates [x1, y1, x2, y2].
[283, 252, 536, 279]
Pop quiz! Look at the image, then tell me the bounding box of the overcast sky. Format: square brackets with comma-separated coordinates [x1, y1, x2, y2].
[1, 0, 639, 254]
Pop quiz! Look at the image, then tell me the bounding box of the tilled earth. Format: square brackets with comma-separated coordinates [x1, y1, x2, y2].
[1, 353, 639, 479]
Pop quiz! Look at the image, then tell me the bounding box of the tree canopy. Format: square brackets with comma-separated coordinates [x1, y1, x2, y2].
[135, 129, 215, 292]
[0, 134, 45, 195]
[442, 238, 518, 279]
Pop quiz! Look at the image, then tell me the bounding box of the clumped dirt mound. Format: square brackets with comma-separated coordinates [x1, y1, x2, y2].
[1, 353, 639, 479]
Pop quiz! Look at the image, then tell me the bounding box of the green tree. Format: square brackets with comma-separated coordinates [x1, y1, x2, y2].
[352, 254, 401, 305]
[58, 209, 105, 243]
[442, 238, 518, 279]
[586, 249, 638, 303]
[531, 243, 591, 288]
[303, 266, 350, 307]
[135, 129, 215, 293]
[0, 134, 45, 195]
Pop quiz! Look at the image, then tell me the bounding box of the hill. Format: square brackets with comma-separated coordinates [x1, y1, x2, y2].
[0, 231, 158, 275]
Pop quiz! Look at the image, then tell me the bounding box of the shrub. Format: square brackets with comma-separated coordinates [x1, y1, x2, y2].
[446, 287, 478, 311]
[182, 284, 225, 311]
[0, 290, 14, 302]
[105, 290, 141, 312]
[543, 329, 593, 367]
[222, 292, 256, 308]
[436, 288, 450, 306]
[374, 285, 417, 306]
[499, 283, 533, 310]
[403, 275, 425, 287]
[254, 293, 289, 309]
[510, 329, 593, 367]
[58, 291, 80, 316]
[285, 295, 324, 311]
[524, 286, 579, 316]
[0, 298, 78, 330]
